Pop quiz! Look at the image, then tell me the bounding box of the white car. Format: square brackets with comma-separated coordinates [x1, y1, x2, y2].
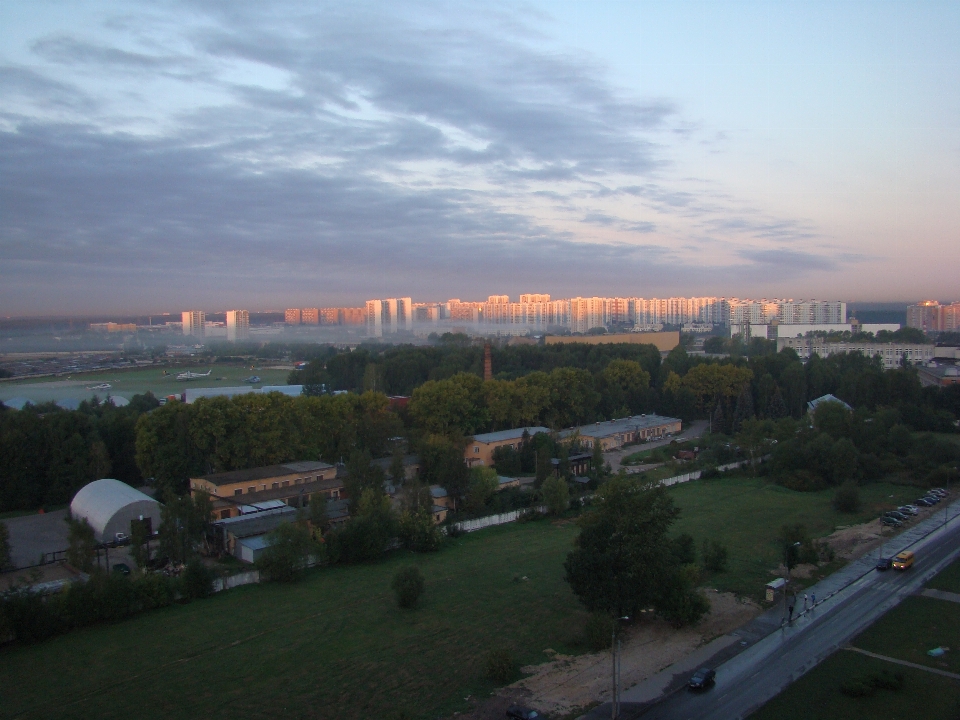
[898, 505, 919, 515]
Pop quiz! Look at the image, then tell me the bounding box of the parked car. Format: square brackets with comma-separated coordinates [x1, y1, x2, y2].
[881, 516, 902, 527]
[901, 505, 920, 514]
[932, 487, 950, 496]
[688, 668, 716, 690]
[929, 488, 948, 498]
[897, 506, 918, 516]
[876, 557, 892, 571]
[114, 532, 130, 546]
[112, 563, 131, 575]
[884, 511, 909, 522]
[506, 706, 541, 720]
[924, 495, 941, 504]
[915, 498, 935, 507]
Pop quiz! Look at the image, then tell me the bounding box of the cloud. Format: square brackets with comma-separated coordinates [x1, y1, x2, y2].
[0, 1, 851, 313]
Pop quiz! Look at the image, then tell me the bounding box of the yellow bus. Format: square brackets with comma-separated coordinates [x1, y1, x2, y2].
[893, 551, 915, 570]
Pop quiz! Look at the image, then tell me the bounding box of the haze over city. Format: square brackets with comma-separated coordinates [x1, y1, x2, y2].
[2, 1, 958, 316]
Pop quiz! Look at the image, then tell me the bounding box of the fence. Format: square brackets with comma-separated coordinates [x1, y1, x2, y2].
[450, 506, 547, 534]
[212, 570, 261, 593]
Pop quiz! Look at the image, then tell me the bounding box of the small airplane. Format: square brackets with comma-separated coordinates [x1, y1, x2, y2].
[244, 375, 261, 384]
[177, 370, 212, 380]
[88, 383, 112, 390]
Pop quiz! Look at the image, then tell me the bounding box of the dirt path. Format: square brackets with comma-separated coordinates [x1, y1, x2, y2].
[457, 590, 760, 719]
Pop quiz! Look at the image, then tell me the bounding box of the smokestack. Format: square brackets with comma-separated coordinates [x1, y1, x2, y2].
[484, 343, 493, 381]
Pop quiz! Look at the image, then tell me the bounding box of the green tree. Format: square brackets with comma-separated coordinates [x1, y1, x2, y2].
[564, 476, 706, 625]
[157, 493, 211, 565]
[66, 517, 97, 572]
[129, 518, 150, 569]
[344, 449, 386, 513]
[535, 444, 552, 487]
[398, 509, 443, 552]
[832, 482, 861, 513]
[388, 446, 406, 485]
[391, 565, 426, 609]
[541, 474, 570, 516]
[256, 521, 319, 582]
[308, 492, 329, 534]
[466, 466, 499, 512]
[591, 439, 604, 481]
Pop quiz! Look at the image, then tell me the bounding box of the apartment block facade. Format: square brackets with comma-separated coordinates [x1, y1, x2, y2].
[225, 310, 249, 341]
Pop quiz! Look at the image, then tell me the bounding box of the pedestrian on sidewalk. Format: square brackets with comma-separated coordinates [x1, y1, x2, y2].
[788, 601, 794, 622]
[811, 592, 816, 607]
[803, 593, 808, 611]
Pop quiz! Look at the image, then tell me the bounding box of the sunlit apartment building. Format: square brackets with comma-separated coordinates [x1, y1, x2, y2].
[182, 310, 205, 337]
[284, 308, 301, 325]
[225, 310, 249, 341]
[300, 308, 319, 325]
[907, 301, 960, 332]
[365, 297, 413, 337]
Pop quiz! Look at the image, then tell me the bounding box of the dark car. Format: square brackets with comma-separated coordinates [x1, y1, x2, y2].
[880, 516, 902, 527]
[688, 667, 716, 690]
[884, 511, 909, 522]
[506, 706, 541, 720]
[915, 498, 935, 507]
[876, 557, 892, 571]
[924, 495, 941, 504]
[112, 563, 131, 576]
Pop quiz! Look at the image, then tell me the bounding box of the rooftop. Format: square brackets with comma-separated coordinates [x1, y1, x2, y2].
[471, 426, 551, 444]
[197, 461, 335, 486]
[559, 414, 680, 439]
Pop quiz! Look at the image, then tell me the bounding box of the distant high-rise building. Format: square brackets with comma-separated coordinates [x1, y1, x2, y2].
[301, 308, 319, 325]
[285, 308, 302, 325]
[182, 310, 205, 337]
[225, 310, 249, 341]
[366, 299, 383, 337]
[907, 300, 960, 332]
[342, 308, 365, 325]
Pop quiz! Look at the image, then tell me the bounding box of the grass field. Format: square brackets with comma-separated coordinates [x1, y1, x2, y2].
[0, 364, 292, 405]
[856, 596, 960, 674]
[927, 557, 960, 594]
[749, 649, 960, 720]
[0, 475, 925, 719]
[668, 475, 918, 598]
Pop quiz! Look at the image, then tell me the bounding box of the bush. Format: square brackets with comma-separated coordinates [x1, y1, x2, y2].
[391, 566, 425, 609]
[869, 669, 904, 691]
[702, 540, 728, 573]
[839, 678, 875, 698]
[583, 612, 614, 651]
[670, 534, 696, 565]
[832, 482, 861, 513]
[398, 510, 443, 552]
[257, 521, 320, 580]
[485, 647, 515, 683]
[541, 475, 570, 516]
[180, 559, 215, 599]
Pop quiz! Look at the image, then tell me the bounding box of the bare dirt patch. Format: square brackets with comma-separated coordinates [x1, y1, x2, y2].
[454, 591, 761, 720]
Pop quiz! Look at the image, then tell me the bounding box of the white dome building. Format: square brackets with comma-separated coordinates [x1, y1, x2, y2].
[70, 479, 162, 543]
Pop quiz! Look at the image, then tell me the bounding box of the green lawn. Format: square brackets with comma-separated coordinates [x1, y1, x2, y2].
[668, 474, 919, 598]
[0, 520, 587, 720]
[855, 596, 960, 674]
[749, 649, 960, 720]
[0, 364, 292, 405]
[928, 557, 960, 594]
[0, 476, 924, 719]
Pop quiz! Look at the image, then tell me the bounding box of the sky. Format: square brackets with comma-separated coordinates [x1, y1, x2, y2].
[1, 1, 958, 315]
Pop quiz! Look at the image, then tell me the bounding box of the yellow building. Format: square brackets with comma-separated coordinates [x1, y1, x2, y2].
[544, 331, 679, 352]
[191, 461, 338, 520]
[464, 427, 551, 467]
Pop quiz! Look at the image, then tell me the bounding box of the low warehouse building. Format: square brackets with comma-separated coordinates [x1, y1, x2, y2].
[70, 479, 161, 543]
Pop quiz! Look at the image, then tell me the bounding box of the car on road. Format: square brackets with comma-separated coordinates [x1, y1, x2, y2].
[688, 667, 716, 690]
[876, 557, 892, 571]
[893, 551, 915, 570]
[506, 706, 541, 719]
[881, 516, 902, 527]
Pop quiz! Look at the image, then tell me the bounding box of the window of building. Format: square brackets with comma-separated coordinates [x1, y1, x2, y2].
[474, 446, 479, 453]
[282, 481, 289, 488]
[248, 487, 255, 494]
[234, 488, 242, 496]
[272, 482, 279, 489]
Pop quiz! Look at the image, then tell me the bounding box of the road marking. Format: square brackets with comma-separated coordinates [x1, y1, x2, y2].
[919, 588, 960, 604]
[843, 646, 960, 680]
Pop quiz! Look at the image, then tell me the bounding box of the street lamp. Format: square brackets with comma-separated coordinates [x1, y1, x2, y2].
[782, 541, 800, 626]
[611, 615, 630, 720]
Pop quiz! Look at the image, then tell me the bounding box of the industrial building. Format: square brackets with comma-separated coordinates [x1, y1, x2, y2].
[558, 414, 682, 451]
[70, 479, 162, 544]
[191, 460, 339, 520]
[776, 338, 936, 370]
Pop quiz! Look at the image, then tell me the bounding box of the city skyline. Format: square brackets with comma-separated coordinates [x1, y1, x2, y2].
[2, 2, 959, 314]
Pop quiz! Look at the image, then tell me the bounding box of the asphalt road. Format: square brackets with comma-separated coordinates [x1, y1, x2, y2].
[633, 500, 960, 720]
